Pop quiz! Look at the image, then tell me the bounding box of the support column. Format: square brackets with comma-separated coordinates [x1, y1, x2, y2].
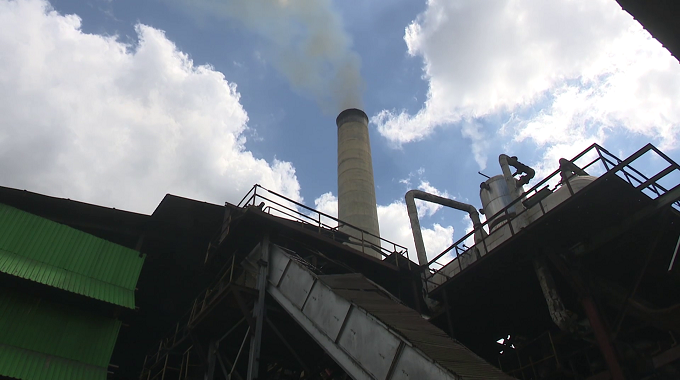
[247, 236, 269, 380]
[266, 317, 311, 374]
[442, 288, 455, 338]
[544, 251, 626, 380]
[204, 339, 217, 380]
[581, 297, 625, 380]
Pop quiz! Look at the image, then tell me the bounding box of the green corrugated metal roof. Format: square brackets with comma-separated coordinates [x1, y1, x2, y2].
[0, 203, 145, 308]
[0, 344, 107, 380]
[0, 288, 120, 380]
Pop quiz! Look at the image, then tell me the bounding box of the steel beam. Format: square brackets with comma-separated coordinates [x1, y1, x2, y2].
[217, 353, 229, 380]
[247, 235, 269, 380]
[581, 297, 626, 380]
[613, 217, 668, 335]
[265, 317, 312, 375]
[217, 317, 246, 344]
[220, 351, 244, 380]
[231, 327, 250, 380]
[204, 339, 217, 380]
[233, 289, 256, 332]
[544, 251, 626, 379]
[442, 288, 455, 338]
[546, 251, 625, 380]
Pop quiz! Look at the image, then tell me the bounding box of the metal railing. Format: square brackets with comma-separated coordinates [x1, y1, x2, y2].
[141, 185, 414, 378]
[237, 184, 410, 265]
[423, 143, 680, 293]
[140, 254, 252, 380]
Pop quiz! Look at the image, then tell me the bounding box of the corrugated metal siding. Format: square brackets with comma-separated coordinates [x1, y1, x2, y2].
[0, 288, 120, 379]
[0, 344, 107, 380]
[0, 203, 145, 308]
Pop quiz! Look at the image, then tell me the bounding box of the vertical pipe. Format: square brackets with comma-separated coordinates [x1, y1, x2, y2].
[581, 297, 626, 380]
[336, 108, 381, 258]
[533, 258, 575, 332]
[204, 339, 217, 380]
[405, 192, 428, 267]
[405, 189, 486, 267]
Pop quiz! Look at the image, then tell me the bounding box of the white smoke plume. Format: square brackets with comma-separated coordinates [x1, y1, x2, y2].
[174, 0, 363, 113]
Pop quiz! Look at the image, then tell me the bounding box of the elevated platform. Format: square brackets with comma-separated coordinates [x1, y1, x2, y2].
[419, 144, 680, 377]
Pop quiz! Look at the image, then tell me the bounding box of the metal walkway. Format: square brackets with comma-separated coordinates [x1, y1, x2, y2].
[424, 143, 680, 294]
[247, 243, 513, 380]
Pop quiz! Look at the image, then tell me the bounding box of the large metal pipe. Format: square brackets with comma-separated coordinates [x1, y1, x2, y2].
[498, 154, 535, 228]
[405, 190, 486, 267]
[533, 257, 576, 332]
[498, 154, 535, 198]
[336, 108, 381, 257]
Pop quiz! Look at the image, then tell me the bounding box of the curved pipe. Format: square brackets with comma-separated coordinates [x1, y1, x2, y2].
[559, 158, 589, 183]
[499, 155, 535, 229]
[499, 154, 536, 192]
[405, 190, 487, 266]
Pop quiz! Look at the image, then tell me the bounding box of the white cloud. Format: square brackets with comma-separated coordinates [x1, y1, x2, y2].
[0, 0, 301, 213]
[313, 168, 457, 261]
[511, 28, 680, 170]
[313, 186, 456, 263]
[397, 168, 452, 217]
[461, 119, 491, 169]
[374, 0, 680, 170]
[313, 191, 339, 228]
[415, 180, 450, 217]
[378, 200, 454, 262]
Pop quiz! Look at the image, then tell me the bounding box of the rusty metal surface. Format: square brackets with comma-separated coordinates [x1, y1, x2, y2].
[319, 274, 515, 380]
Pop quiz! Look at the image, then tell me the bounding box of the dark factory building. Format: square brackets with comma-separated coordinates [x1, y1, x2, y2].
[615, 0, 680, 62]
[0, 141, 679, 380]
[2, 1, 680, 380]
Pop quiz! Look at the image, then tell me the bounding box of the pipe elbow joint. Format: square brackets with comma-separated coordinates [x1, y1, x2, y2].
[405, 189, 418, 202]
[500, 154, 535, 187]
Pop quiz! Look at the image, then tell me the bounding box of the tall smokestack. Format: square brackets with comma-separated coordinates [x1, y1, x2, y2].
[336, 108, 381, 258]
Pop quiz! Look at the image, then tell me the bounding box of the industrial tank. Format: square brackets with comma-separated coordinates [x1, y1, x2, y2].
[480, 175, 517, 231]
[539, 176, 598, 215]
[479, 174, 598, 253]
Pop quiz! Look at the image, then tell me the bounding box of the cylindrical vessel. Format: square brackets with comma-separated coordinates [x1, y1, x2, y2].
[480, 175, 515, 231]
[336, 108, 381, 257]
[541, 175, 598, 213]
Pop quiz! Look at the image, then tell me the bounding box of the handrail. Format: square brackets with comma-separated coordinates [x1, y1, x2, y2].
[143, 186, 413, 378]
[140, 254, 247, 377]
[423, 143, 680, 293]
[426, 143, 609, 267]
[238, 184, 410, 263]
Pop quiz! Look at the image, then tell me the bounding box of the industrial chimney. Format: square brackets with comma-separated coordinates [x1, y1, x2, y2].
[336, 108, 381, 258]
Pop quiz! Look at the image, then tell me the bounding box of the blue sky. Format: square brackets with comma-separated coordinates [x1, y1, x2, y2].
[1, 0, 679, 259]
